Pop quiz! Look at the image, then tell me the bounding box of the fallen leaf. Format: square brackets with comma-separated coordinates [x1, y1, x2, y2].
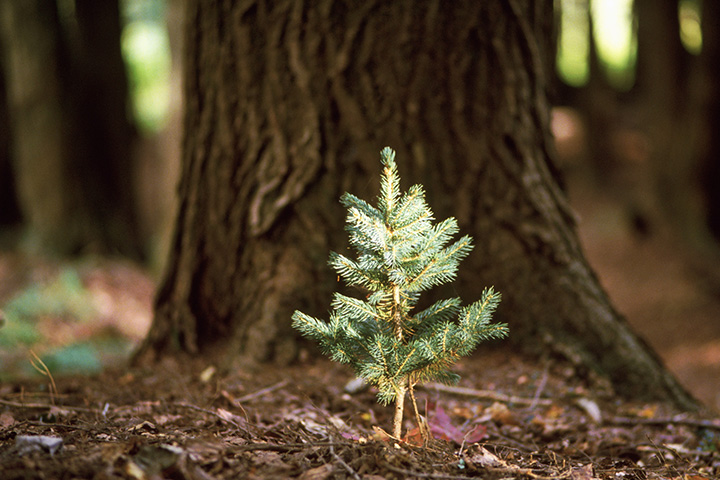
[132, 444, 182, 474]
[0, 411, 15, 427]
[575, 398, 602, 423]
[485, 402, 518, 425]
[298, 464, 333, 480]
[403, 426, 424, 446]
[427, 404, 488, 444]
[429, 404, 466, 443]
[199, 365, 216, 383]
[339, 431, 367, 442]
[344, 376, 368, 393]
[251, 450, 290, 470]
[451, 406, 475, 420]
[463, 423, 488, 443]
[636, 404, 658, 419]
[15, 435, 63, 456]
[153, 414, 182, 426]
[570, 464, 598, 480]
[371, 426, 393, 442]
[465, 445, 504, 468]
[216, 407, 245, 427]
[128, 420, 157, 433]
[545, 404, 565, 419]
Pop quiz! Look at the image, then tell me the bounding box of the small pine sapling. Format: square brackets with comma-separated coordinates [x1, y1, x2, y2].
[292, 147, 508, 442]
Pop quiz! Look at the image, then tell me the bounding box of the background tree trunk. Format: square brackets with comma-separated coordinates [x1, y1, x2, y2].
[137, 0, 695, 409]
[635, 0, 711, 251]
[699, 0, 720, 242]
[0, 0, 142, 258]
[0, 47, 21, 229]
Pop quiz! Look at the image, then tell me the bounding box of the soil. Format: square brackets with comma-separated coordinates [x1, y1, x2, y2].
[1, 349, 719, 479]
[1, 176, 720, 478]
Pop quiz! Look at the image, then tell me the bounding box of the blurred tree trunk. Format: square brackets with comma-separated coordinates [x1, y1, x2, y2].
[0, 46, 21, 228]
[0, 0, 142, 258]
[636, 0, 715, 251]
[580, 5, 622, 185]
[136, 0, 696, 409]
[699, 0, 720, 242]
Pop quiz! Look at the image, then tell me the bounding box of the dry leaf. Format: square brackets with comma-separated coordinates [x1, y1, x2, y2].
[251, 450, 289, 470]
[571, 464, 598, 480]
[298, 464, 333, 480]
[466, 445, 504, 468]
[635, 404, 658, 419]
[216, 407, 245, 426]
[0, 411, 15, 428]
[575, 398, 602, 423]
[486, 402, 518, 425]
[199, 365, 216, 383]
[403, 426, 424, 446]
[545, 404, 565, 419]
[451, 406, 475, 420]
[371, 426, 394, 442]
[15, 435, 63, 456]
[128, 420, 157, 433]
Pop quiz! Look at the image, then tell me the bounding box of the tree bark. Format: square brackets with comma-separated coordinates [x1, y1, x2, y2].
[137, 0, 696, 409]
[0, 0, 142, 258]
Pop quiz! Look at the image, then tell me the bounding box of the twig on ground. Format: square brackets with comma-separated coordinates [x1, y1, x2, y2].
[329, 444, 361, 480]
[234, 380, 290, 403]
[380, 458, 570, 480]
[235, 441, 350, 452]
[424, 383, 552, 406]
[25, 421, 101, 432]
[174, 402, 246, 430]
[609, 416, 720, 431]
[0, 399, 96, 412]
[379, 460, 476, 480]
[530, 364, 550, 410]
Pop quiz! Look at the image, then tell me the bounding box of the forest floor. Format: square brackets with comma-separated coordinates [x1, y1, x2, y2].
[0, 348, 719, 479]
[1, 175, 720, 478]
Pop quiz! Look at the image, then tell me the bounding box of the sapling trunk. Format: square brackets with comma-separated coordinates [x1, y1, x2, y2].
[391, 283, 405, 438]
[393, 383, 407, 439]
[292, 147, 507, 442]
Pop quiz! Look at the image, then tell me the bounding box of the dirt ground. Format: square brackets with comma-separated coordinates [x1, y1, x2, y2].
[1, 349, 719, 479]
[569, 176, 720, 413]
[1, 256, 719, 478]
[1, 175, 720, 478]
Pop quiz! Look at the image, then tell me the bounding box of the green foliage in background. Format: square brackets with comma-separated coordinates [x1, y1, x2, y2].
[0, 268, 94, 348]
[120, 0, 172, 133]
[0, 266, 134, 380]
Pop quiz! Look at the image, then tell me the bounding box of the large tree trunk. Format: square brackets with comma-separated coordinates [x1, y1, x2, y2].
[136, 0, 696, 409]
[0, 0, 142, 258]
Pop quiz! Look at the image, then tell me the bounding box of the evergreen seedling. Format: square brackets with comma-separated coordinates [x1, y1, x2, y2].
[292, 147, 508, 441]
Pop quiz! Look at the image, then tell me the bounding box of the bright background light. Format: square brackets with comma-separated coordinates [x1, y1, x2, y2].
[556, 0, 703, 90]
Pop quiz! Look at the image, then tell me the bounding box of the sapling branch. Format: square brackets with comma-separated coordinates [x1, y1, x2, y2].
[292, 147, 508, 443]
